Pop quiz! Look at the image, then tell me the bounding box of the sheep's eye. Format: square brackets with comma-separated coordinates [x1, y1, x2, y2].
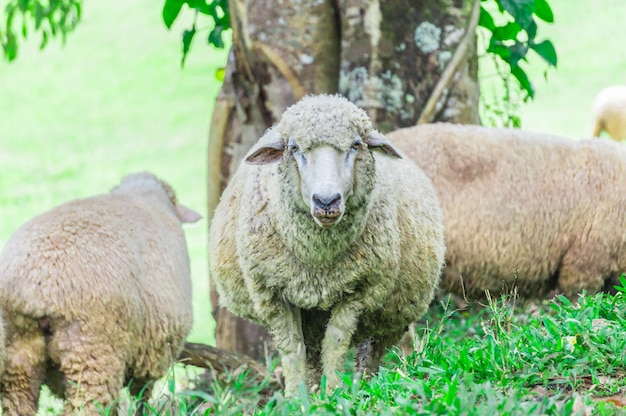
[288, 141, 300, 153]
[351, 139, 363, 150]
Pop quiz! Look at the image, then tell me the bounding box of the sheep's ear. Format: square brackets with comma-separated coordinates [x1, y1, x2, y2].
[176, 204, 203, 223]
[245, 142, 285, 165]
[366, 131, 402, 159]
[245, 128, 285, 165]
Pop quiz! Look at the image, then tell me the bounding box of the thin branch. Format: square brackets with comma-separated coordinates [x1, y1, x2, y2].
[178, 342, 268, 375]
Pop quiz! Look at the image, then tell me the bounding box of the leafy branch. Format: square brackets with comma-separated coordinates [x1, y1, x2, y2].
[480, 0, 558, 99]
[1, 0, 81, 61]
[1, 0, 555, 103]
[161, 0, 556, 99]
[161, 0, 230, 66]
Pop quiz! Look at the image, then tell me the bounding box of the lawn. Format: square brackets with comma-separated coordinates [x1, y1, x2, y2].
[1, 0, 625, 414]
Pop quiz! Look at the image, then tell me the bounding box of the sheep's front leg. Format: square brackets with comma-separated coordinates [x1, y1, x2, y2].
[265, 301, 307, 396]
[321, 302, 363, 391]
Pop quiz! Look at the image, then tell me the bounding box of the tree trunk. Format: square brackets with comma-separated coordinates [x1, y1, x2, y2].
[208, 0, 480, 361]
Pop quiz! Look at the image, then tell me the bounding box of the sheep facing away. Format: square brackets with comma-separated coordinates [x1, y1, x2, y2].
[591, 85, 626, 141]
[209, 94, 445, 395]
[0, 172, 201, 415]
[387, 123, 626, 300]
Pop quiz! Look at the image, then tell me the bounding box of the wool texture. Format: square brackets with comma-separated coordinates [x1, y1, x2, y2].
[591, 85, 626, 141]
[209, 95, 445, 395]
[0, 172, 198, 415]
[388, 123, 626, 300]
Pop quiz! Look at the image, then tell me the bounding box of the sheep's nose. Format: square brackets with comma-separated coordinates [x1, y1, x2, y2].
[312, 193, 341, 211]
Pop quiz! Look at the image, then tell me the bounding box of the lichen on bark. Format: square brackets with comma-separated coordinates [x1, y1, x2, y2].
[340, 0, 479, 131]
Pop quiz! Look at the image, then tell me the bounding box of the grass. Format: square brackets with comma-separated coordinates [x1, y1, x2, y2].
[1, 0, 626, 414]
[119, 291, 626, 415]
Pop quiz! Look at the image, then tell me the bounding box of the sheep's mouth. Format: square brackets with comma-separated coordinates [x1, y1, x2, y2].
[312, 209, 342, 227]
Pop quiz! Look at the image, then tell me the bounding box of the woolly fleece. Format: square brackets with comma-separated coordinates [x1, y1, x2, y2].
[0, 172, 198, 415]
[209, 94, 445, 395]
[591, 85, 626, 141]
[388, 123, 626, 299]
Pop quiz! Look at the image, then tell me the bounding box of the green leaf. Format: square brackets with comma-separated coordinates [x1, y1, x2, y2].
[48, 14, 57, 36]
[511, 64, 534, 98]
[526, 19, 537, 41]
[218, 0, 230, 17]
[190, 0, 216, 16]
[489, 40, 527, 68]
[486, 43, 511, 61]
[5, 4, 16, 32]
[530, 39, 557, 66]
[196, 2, 214, 15]
[613, 274, 626, 293]
[499, 0, 535, 28]
[3, 32, 18, 61]
[207, 25, 223, 48]
[509, 40, 528, 67]
[534, 0, 554, 22]
[209, 2, 222, 20]
[478, 6, 496, 31]
[186, 0, 204, 8]
[180, 25, 196, 67]
[74, 2, 82, 21]
[17, 0, 29, 12]
[543, 317, 561, 337]
[162, 0, 184, 29]
[39, 29, 48, 50]
[34, 2, 44, 29]
[492, 21, 522, 41]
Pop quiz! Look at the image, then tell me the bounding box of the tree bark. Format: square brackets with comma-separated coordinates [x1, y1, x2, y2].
[208, 0, 340, 360]
[208, 0, 480, 361]
[338, 0, 480, 132]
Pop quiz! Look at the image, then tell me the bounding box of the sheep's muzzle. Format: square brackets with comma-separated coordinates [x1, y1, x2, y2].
[313, 209, 341, 226]
[312, 192, 342, 227]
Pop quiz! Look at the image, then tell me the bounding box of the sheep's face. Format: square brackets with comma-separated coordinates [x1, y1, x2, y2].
[244, 94, 403, 228]
[288, 136, 363, 227]
[246, 129, 402, 228]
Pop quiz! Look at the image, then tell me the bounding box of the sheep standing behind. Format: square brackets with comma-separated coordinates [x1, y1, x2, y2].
[388, 123, 626, 300]
[591, 85, 626, 141]
[0, 172, 201, 415]
[209, 94, 445, 395]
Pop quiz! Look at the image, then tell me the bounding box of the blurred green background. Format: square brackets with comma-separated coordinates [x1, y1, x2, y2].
[1, 0, 625, 347]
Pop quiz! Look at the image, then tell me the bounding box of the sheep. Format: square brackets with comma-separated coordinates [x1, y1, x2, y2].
[591, 85, 626, 141]
[387, 122, 626, 300]
[0, 172, 202, 415]
[208, 94, 445, 395]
